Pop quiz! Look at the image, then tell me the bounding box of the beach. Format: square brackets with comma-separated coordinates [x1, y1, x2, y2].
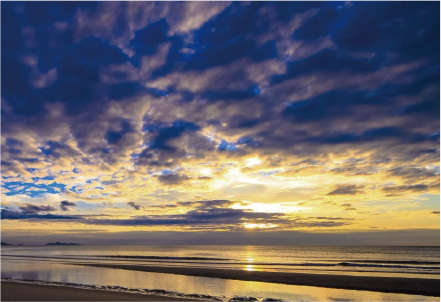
[1, 281, 198, 301]
[75, 263, 440, 297]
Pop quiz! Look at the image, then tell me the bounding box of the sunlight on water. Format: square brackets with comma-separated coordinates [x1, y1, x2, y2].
[1, 258, 438, 302]
[2, 246, 440, 301]
[2, 245, 439, 278]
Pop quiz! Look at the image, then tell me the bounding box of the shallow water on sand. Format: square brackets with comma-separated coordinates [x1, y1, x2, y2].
[1, 257, 438, 301]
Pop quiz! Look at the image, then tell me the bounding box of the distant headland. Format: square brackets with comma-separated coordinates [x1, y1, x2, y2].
[45, 242, 82, 246]
[1, 242, 82, 246]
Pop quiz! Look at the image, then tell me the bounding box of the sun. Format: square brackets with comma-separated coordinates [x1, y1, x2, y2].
[245, 157, 262, 167]
[200, 168, 212, 176]
[243, 223, 277, 229]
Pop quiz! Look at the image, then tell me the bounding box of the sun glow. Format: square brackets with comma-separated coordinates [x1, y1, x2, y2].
[233, 202, 310, 213]
[245, 157, 262, 167]
[200, 168, 212, 176]
[243, 223, 278, 229]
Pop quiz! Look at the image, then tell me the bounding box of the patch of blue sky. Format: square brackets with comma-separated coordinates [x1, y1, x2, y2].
[75, 201, 96, 209]
[69, 186, 83, 194]
[146, 87, 169, 97]
[31, 175, 55, 182]
[218, 140, 239, 151]
[361, 194, 440, 212]
[86, 178, 99, 184]
[3, 180, 66, 197]
[252, 85, 261, 96]
[416, 194, 441, 210]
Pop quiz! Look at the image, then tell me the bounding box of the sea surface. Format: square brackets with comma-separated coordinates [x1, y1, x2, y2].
[1, 245, 439, 301]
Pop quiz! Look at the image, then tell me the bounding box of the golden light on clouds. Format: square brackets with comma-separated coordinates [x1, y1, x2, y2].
[1, 1, 439, 246]
[233, 201, 311, 213]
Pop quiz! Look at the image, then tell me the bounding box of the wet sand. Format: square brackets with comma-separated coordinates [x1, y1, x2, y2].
[75, 263, 440, 296]
[1, 281, 199, 301]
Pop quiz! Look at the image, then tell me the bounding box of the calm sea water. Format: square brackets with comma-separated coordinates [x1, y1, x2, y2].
[1, 245, 439, 301]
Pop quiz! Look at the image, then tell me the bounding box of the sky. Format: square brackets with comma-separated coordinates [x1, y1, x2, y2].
[1, 1, 440, 245]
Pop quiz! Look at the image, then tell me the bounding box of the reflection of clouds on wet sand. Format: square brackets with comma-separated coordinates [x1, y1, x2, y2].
[2, 256, 436, 302]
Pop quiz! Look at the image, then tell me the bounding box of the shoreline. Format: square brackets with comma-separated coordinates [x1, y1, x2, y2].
[1, 281, 201, 301]
[74, 262, 440, 297]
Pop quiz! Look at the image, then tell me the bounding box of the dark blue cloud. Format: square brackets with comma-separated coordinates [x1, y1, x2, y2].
[109, 82, 144, 100]
[271, 49, 381, 85]
[333, 2, 440, 60]
[185, 39, 257, 70]
[19, 203, 56, 214]
[6, 138, 23, 147]
[3, 138, 25, 157]
[253, 41, 278, 62]
[202, 85, 261, 102]
[236, 136, 261, 148]
[82, 199, 289, 227]
[1, 208, 80, 220]
[22, 2, 98, 26]
[1, 1, 439, 169]
[58, 37, 128, 80]
[228, 115, 261, 129]
[194, 2, 266, 45]
[292, 3, 349, 40]
[157, 173, 189, 185]
[184, 3, 278, 70]
[1, 55, 35, 115]
[3, 35, 129, 117]
[150, 35, 186, 77]
[130, 19, 169, 56]
[185, 38, 278, 71]
[274, 2, 325, 23]
[282, 90, 366, 123]
[327, 185, 364, 195]
[305, 127, 439, 145]
[290, 2, 440, 66]
[60, 200, 77, 211]
[48, 199, 351, 228]
[147, 120, 200, 151]
[282, 82, 439, 126]
[106, 119, 134, 145]
[0, 198, 289, 227]
[40, 141, 67, 158]
[111, 2, 129, 39]
[400, 99, 440, 118]
[127, 201, 142, 211]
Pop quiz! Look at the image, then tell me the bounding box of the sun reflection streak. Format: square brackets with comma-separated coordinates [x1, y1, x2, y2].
[245, 264, 255, 271]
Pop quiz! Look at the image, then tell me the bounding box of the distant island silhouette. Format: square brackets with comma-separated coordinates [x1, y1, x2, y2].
[45, 242, 82, 246]
[1, 242, 11, 245]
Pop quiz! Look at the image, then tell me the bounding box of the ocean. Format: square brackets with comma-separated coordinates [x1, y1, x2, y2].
[1, 245, 439, 301]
